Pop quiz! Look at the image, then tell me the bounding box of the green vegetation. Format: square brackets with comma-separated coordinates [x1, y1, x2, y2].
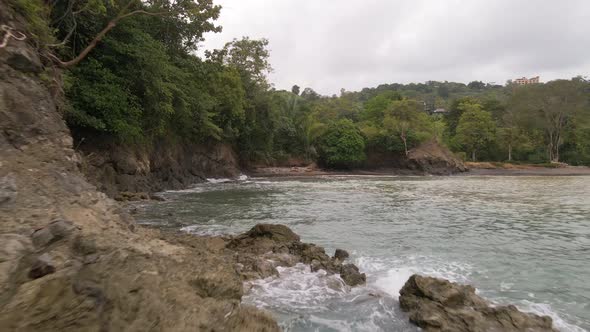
[17, 0, 590, 168]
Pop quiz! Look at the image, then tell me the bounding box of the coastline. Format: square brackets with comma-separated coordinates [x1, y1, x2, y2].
[248, 165, 590, 178]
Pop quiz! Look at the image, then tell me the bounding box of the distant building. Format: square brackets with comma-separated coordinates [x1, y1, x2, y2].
[514, 76, 540, 85]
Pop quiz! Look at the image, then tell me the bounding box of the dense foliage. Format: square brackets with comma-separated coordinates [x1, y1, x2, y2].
[16, 0, 590, 167]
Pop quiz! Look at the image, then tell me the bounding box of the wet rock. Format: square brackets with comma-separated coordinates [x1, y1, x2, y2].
[229, 224, 365, 287]
[114, 191, 150, 201]
[236, 255, 279, 280]
[28, 253, 56, 279]
[399, 274, 556, 332]
[245, 223, 300, 243]
[31, 220, 75, 247]
[340, 264, 366, 286]
[149, 194, 165, 201]
[333, 248, 350, 261]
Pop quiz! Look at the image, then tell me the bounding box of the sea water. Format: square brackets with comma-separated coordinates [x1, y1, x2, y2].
[135, 175, 590, 331]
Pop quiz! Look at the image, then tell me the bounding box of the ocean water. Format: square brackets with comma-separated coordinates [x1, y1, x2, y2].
[134, 175, 590, 331]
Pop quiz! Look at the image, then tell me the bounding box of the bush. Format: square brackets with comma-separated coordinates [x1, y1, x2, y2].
[317, 119, 365, 168]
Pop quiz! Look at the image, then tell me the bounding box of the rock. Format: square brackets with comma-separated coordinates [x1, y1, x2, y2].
[0, 174, 17, 205]
[190, 274, 243, 300]
[114, 191, 150, 201]
[406, 140, 467, 175]
[28, 253, 56, 279]
[399, 274, 556, 332]
[31, 220, 75, 247]
[5, 46, 42, 73]
[333, 248, 349, 261]
[0, 234, 32, 292]
[228, 224, 365, 287]
[245, 223, 301, 243]
[340, 264, 366, 286]
[149, 194, 165, 201]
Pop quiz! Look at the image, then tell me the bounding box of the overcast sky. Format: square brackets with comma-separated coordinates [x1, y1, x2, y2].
[200, 0, 590, 95]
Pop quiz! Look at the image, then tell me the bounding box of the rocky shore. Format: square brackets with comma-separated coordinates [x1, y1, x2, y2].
[399, 274, 556, 331]
[0, 2, 558, 331]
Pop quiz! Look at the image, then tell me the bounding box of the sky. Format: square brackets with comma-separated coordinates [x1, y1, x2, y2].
[199, 0, 590, 95]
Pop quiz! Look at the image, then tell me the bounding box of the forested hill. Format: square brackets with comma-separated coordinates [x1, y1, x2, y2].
[9, 0, 590, 169]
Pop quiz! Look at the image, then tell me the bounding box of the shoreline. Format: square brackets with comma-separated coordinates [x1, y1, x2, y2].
[248, 165, 590, 178]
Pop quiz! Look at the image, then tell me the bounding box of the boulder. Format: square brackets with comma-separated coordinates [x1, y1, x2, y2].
[399, 274, 556, 332]
[244, 224, 300, 243]
[333, 248, 350, 261]
[340, 264, 366, 287]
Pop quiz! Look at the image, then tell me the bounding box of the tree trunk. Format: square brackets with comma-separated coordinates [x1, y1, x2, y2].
[508, 143, 512, 161]
[401, 133, 408, 156]
[472, 150, 476, 161]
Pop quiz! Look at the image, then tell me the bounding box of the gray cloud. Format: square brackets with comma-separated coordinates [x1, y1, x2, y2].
[200, 0, 590, 95]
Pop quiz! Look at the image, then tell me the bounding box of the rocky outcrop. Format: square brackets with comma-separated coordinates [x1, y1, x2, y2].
[78, 137, 240, 197]
[399, 274, 556, 332]
[0, 1, 278, 330]
[228, 224, 366, 286]
[405, 140, 467, 175]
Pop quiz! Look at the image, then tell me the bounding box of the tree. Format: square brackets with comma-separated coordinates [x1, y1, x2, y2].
[383, 99, 430, 156]
[49, 0, 221, 67]
[454, 104, 496, 161]
[291, 85, 300, 96]
[467, 81, 485, 90]
[444, 97, 478, 136]
[317, 119, 365, 168]
[210, 37, 272, 90]
[511, 79, 587, 162]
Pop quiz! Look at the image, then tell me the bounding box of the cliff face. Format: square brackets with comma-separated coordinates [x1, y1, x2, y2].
[77, 137, 240, 197]
[364, 140, 467, 175]
[0, 2, 277, 330]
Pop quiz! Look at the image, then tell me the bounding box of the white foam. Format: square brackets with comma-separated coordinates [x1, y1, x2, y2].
[373, 267, 416, 299]
[206, 177, 232, 183]
[518, 300, 587, 332]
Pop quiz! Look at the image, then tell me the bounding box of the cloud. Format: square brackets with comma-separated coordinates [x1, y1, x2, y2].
[200, 0, 590, 95]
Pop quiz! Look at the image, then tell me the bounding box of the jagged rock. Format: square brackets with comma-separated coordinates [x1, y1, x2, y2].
[340, 264, 366, 286]
[406, 140, 467, 175]
[334, 248, 349, 261]
[28, 253, 56, 279]
[229, 224, 365, 286]
[31, 220, 75, 247]
[399, 274, 556, 332]
[114, 191, 150, 201]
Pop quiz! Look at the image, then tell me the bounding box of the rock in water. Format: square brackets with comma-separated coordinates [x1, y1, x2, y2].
[399, 274, 556, 332]
[340, 264, 366, 286]
[229, 224, 365, 286]
[333, 248, 350, 261]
